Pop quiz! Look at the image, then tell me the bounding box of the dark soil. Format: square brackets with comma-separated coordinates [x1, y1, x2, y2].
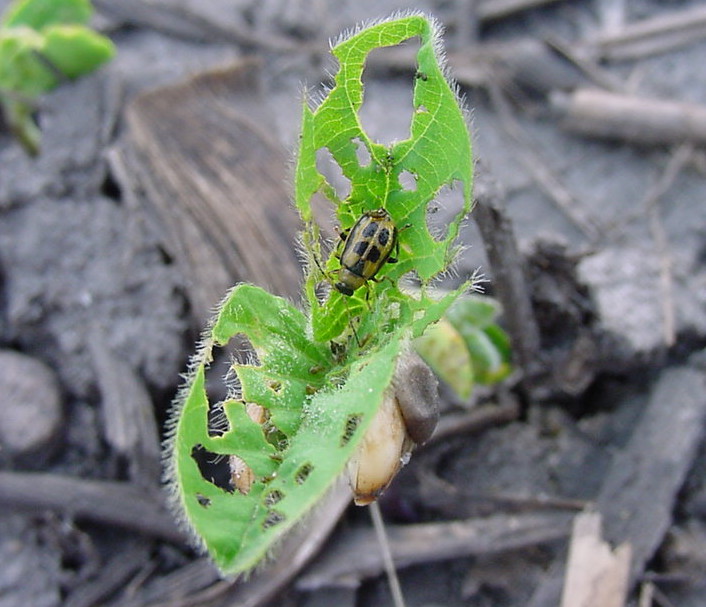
[2, 1, 706, 606]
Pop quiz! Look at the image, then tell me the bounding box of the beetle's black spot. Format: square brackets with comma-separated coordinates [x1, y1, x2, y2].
[341, 413, 363, 447]
[349, 259, 366, 276]
[264, 489, 285, 507]
[263, 509, 286, 529]
[354, 241, 368, 256]
[366, 246, 381, 263]
[378, 228, 390, 246]
[362, 223, 377, 238]
[196, 493, 211, 508]
[295, 462, 314, 484]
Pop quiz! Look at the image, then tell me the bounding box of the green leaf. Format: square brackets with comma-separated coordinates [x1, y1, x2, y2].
[1, 96, 41, 155]
[0, 27, 57, 95]
[2, 0, 92, 30]
[0, 1, 114, 155]
[446, 293, 502, 329]
[41, 24, 115, 78]
[414, 294, 513, 397]
[296, 13, 473, 345]
[414, 318, 474, 399]
[167, 284, 404, 574]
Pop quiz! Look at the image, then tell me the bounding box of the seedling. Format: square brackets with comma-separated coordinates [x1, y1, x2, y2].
[0, 0, 115, 154]
[165, 12, 484, 577]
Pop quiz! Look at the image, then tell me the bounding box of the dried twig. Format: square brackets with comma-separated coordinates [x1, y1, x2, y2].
[298, 512, 574, 590]
[430, 399, 520, 444]
[553, 88, 706, 146]
[590, 5, 706, 61]
[543, 34, 624, 92]
[0, 472, 183, 543]
[64, 541, 153, 607]
[643, 143, 694, 347]
[94, 0, 308, 53]
[111, 558, 222, 607]
[477, 0, 564, 21]
[472, 170, 543, 385]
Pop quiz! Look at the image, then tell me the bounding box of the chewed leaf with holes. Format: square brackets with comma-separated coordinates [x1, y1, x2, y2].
[295, 13, 474, 343]
[166, 284, 404, 575]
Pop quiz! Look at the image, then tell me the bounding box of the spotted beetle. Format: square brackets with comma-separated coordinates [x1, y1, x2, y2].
[334, 208, 398, 296]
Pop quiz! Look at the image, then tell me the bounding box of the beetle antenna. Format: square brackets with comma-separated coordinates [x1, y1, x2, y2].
[344, 304, 362, 348]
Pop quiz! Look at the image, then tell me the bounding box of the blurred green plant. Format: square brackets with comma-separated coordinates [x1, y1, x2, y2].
[415, 293, 512, 400]
[0, 0, 115, 155]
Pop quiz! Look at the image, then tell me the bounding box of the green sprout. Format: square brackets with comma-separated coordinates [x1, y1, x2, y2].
[165, 13, 509, 576]
[0, 0, 115, 155]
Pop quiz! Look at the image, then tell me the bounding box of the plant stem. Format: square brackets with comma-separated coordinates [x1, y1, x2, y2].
[370, 501, 406, 607]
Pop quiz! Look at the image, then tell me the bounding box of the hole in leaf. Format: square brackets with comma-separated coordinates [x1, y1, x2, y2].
[360, 41, 419, 144]
[416, 104, 429, 114]
[295, 462, 314, 484]
[398, 170, 417, 191]
[264, 489, 285, 507]
[310, 190, 338, 242]
[316, 147, 351, 201]
[196, 493, 211, 508]
[263, 509, 286, 529]
[191, 444, 233, 492]
[340, 413, 363, 447]
[352, 137, 371, 167]
[204, 337, 254, 406]
[427, 180, 465, 242]
[207, 401, 229, 437]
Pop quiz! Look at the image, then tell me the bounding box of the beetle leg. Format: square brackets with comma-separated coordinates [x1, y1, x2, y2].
[334, 225, 349, 242]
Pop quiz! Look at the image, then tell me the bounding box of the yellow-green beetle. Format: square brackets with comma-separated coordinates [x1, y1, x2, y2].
[334, 208, 398, 296]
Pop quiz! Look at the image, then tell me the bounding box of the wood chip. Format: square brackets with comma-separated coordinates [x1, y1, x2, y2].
[89, 330, 161, 488]
[560, 511, 631, 607]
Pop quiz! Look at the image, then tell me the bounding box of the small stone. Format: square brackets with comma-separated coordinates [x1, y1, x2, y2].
[0, 350, 63, 465]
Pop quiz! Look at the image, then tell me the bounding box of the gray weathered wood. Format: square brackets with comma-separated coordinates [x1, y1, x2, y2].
[124, 59, 302, 326]
[528, 366, 706, 606]
[0, 472, 184, 544]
